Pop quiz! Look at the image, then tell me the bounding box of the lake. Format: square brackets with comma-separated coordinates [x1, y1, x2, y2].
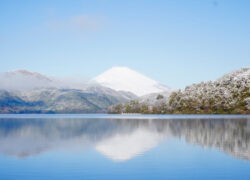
[0, 114, 250, 180]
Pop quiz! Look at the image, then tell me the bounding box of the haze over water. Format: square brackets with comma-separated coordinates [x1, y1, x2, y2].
[0, 114, 250, 180]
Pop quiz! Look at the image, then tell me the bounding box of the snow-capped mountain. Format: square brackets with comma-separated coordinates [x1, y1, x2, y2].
[93, 66, 171, 96]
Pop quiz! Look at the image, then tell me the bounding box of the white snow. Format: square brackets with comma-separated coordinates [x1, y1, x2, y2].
[93, 66, 170, 96]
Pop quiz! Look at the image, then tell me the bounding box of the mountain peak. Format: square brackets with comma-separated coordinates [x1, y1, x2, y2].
[109, 66, 133, 71]
[1, 69, 53, 91]
[93, 66, 170, 96]
[6, 69, 52, 82]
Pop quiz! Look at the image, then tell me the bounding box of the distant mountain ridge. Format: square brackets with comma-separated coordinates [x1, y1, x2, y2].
[0, 87, 137, 113]
[0, 69, 141, 113]
[0, 70, 54, 91]
[6, 70, 52, 81]
[0, 67, 173, 113]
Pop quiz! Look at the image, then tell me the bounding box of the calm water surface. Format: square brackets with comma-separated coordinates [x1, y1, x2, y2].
[0, 114, 250, 180]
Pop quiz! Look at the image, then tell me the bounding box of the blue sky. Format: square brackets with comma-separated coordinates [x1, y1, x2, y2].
[0, 0, 249, 88]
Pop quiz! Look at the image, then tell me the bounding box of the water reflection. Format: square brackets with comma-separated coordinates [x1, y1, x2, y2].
[0, 117, 249, 161]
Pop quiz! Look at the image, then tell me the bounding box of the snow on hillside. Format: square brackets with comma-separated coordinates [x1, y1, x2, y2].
[168, 67, 250, 114]
[93, 66, 171, 96]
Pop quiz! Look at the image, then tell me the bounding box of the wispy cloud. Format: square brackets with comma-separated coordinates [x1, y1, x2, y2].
[47, 14, 106, 32]
[71, 15, 100, 30]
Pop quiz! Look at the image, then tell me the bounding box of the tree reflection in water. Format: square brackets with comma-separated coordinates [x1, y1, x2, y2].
[0, 117, 249, 161]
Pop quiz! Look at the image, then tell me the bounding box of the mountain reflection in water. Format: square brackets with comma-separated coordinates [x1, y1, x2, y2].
[0, 117, 249, 161]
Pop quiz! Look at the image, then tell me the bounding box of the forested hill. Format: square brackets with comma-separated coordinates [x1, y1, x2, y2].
[108, 68, 250, 114]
